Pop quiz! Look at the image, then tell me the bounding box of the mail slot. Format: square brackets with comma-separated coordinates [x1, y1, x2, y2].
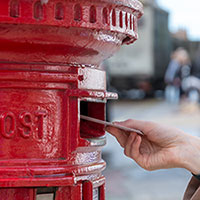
[80, 101, 105, 138]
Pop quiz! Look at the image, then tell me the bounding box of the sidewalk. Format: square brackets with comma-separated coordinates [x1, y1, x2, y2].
[104, 99, 200, 200]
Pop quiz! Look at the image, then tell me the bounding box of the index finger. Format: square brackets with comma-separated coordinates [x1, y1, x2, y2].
[106, 126, 129, 148]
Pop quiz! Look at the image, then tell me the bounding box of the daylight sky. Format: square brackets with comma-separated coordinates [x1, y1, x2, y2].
[157, 0, 200, 41]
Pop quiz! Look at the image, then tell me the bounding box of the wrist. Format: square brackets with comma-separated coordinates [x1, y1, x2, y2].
[182, 136, 200, 174]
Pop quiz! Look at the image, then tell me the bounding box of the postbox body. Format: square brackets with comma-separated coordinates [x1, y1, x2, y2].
[0, 0, 143, 199]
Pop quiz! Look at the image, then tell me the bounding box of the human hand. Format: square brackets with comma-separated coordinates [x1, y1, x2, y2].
[106, 119, 200, 174]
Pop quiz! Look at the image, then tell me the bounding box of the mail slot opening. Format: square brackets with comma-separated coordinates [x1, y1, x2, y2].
[80, 101, 105, 138]
[36, 187, 57, 200]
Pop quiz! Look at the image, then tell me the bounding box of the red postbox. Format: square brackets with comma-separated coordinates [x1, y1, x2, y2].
[0, 0, 143, 199]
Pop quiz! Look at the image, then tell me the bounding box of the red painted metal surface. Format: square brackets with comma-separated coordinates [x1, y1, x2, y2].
[0, 0, 143, 199]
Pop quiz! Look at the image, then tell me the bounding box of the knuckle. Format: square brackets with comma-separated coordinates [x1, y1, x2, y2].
[124, 148, 129, 157]
[124, 148, 127, 156]
[142, 163, 153, 171]
[126, 119, 133, 123]
[122, 119, 134, 127]
[145, 121, 156, 127]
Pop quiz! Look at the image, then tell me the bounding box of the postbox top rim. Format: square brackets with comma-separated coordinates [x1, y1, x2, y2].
[42, 0, 144, 18]
[102, 0, 144, 18]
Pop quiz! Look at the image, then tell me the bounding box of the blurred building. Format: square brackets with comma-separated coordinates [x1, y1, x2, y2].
[106, 0, 171, 98]
[172, 28, 188, 41]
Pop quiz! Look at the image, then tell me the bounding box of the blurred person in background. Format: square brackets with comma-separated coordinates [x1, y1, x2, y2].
[164, 47, 191, 103]
[181, 45, 200, 104]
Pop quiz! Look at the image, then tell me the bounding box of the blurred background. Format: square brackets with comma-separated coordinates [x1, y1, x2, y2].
[103, 0, 200, 199]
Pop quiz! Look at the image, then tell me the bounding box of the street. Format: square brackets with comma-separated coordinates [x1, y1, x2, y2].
[103, 99, 200, 200]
